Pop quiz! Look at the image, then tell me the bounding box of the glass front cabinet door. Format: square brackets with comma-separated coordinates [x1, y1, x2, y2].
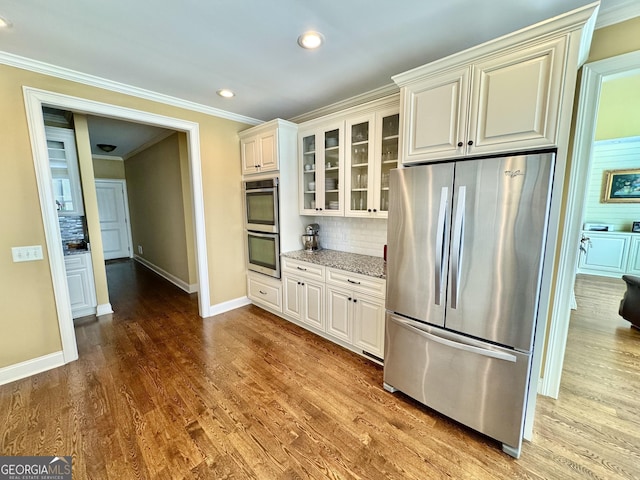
[344, 107, 399, 218]
[46, 126, 85, 216]
[299, 121, 344, 216]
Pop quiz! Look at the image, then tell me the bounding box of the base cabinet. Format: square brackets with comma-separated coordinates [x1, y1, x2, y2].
[578, 231, 637, 277]
[283, 275, 325, 330]
[278, 256, 386, 361]
[247, 272, 283, 313]
[64, 252, 97, 318]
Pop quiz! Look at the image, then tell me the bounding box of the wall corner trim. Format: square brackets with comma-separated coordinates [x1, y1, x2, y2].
[0, 352, 65, 386]
[208, 297, 251, 317]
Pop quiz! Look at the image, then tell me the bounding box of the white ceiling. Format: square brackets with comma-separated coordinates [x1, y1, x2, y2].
[2, 0, 639, 123]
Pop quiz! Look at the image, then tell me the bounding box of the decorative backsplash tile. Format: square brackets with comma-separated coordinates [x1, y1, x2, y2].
[308, 217, 387, 258]
[58, 215, 87, 249]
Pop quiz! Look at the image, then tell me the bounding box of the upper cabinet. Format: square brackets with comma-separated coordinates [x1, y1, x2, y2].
[345, 107, 399, 218]
[46, 126, 84, 216]
[240, 120, 285, 176]
[299, 121, 344, 216]
[298, 96, 399, 217]
[396, 36, 567, 164]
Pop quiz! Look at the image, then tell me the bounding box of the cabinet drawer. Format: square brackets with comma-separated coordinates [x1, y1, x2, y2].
[64, 252, 89, 271]
[281, 257, 325, 281]
[326, 268, 385, 298]
[248, 273, 282, 312]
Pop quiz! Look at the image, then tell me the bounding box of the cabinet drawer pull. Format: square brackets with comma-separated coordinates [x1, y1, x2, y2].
[347, 279, 361, 285]
[259, 290, 267, 295]
[297, 266, 307, 271]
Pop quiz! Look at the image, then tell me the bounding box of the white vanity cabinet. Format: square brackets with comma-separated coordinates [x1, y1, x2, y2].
[64, 252, 97, 318]
[298, 121, 344, 216]
[239, 119, 295, 176]
[395, 35, 567, 164]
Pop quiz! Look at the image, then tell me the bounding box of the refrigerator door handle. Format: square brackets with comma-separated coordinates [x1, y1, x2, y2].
[393, 316, 517, 363]
[450, 186, 466, 309]
[434, 186, 449, 306]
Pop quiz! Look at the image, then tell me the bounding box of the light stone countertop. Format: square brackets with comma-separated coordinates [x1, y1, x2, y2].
[281, 249, 386, 279]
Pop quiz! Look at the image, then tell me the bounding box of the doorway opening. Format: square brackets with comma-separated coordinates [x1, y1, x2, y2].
[542, 50, 640, 397]
[24, 87, 211, 365]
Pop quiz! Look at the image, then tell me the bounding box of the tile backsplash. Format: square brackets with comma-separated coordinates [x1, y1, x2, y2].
[309, 216, 387, 257]
[58, 215, 87, 248]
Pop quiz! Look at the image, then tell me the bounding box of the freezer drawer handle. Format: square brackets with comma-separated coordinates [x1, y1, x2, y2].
[296, 266, 308, 271]
[435, 186, 449, 306]
[347, 279, 361, 285]
[393, 316, 517, 363]
[450, 185, 466, 309]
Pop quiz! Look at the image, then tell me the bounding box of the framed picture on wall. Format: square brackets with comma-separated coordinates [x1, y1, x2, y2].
[602, 169, 640, 203]
[633, 222, 640, 233]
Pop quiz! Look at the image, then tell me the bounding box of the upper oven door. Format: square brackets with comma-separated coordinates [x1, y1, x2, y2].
[245, 186, 278, 233]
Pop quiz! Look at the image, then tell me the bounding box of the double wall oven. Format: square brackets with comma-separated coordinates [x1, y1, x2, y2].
[244, 178, 280, 278]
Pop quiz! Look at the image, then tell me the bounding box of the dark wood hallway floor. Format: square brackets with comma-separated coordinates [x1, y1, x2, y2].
[0, 263, 638, 479]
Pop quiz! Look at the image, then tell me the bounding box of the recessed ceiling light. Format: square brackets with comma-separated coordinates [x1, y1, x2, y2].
[216, 89, 235, 98]
[297, 31, 324, 50]
[0, 16, 12, 28]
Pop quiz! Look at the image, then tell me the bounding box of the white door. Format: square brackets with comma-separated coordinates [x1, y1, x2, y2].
[96, 180, 132, 260]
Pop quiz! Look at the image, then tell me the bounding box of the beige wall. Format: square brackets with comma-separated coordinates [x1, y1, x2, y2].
[595, 73, 640, 140]
[92, 157, 126, 179]
[125, 133, 191, 284]
[0, 63, 250, 369]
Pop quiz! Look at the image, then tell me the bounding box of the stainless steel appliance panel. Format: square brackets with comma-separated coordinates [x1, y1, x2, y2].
[445, 154, 553, 351]
[247, 231, 280, 278]
[386, 163, 454, 327]
[244, 178, 279, 233]
[384, 313, 530, 449]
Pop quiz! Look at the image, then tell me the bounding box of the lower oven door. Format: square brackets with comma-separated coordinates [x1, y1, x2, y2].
[247, 231, 280, 278]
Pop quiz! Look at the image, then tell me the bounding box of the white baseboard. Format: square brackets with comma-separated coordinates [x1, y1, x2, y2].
[134, 255, 198, 293]
[0, 351, 65, 386]
[97, 303, 113, 316]
[209, 296, 251, 317]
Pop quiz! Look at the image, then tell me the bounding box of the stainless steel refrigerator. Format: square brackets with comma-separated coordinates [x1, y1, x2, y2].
[383, 152, 554, 458]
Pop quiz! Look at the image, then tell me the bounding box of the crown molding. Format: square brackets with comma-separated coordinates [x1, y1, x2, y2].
[288, 83, 399, 124]
[0, 51, 261, 126]
[595, 0, 640, 29]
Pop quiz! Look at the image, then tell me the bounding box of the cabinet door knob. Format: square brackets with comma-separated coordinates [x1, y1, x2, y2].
[373, 209, 377, 213]
[301, 282, 305, 286]
[467, 140, 474, 146]
[353, 299, 357, 303]
[457, 141, 463, 147]
[348, 297, 352, 301]
[368, 209, 372, 212]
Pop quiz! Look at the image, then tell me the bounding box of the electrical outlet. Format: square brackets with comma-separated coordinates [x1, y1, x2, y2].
[12, 245, 44, 262]
[138, 245, 143, 255]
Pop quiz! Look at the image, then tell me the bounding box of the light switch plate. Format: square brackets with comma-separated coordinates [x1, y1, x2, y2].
[12, 245, 44, 262]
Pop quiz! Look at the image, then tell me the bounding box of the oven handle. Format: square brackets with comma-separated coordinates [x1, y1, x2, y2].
[244, 187, 277, 194]
[247, 231, 279, 238]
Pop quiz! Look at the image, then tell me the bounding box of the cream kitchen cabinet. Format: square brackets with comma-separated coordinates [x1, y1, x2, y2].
[299, 121, 344, 215]
[282, 257, 325, 330]
[64, 252, 96, 318]
[247, 271, 282, 313]
[628, 236, 640, 276]
[239, 119, 295, 176]
[395, 35, 567, 164]
[325, 267, 386, 359]
[344, 107, 399, 218]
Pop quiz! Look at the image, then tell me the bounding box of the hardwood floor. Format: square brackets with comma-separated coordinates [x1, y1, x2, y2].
[1, 265, 639, 479]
